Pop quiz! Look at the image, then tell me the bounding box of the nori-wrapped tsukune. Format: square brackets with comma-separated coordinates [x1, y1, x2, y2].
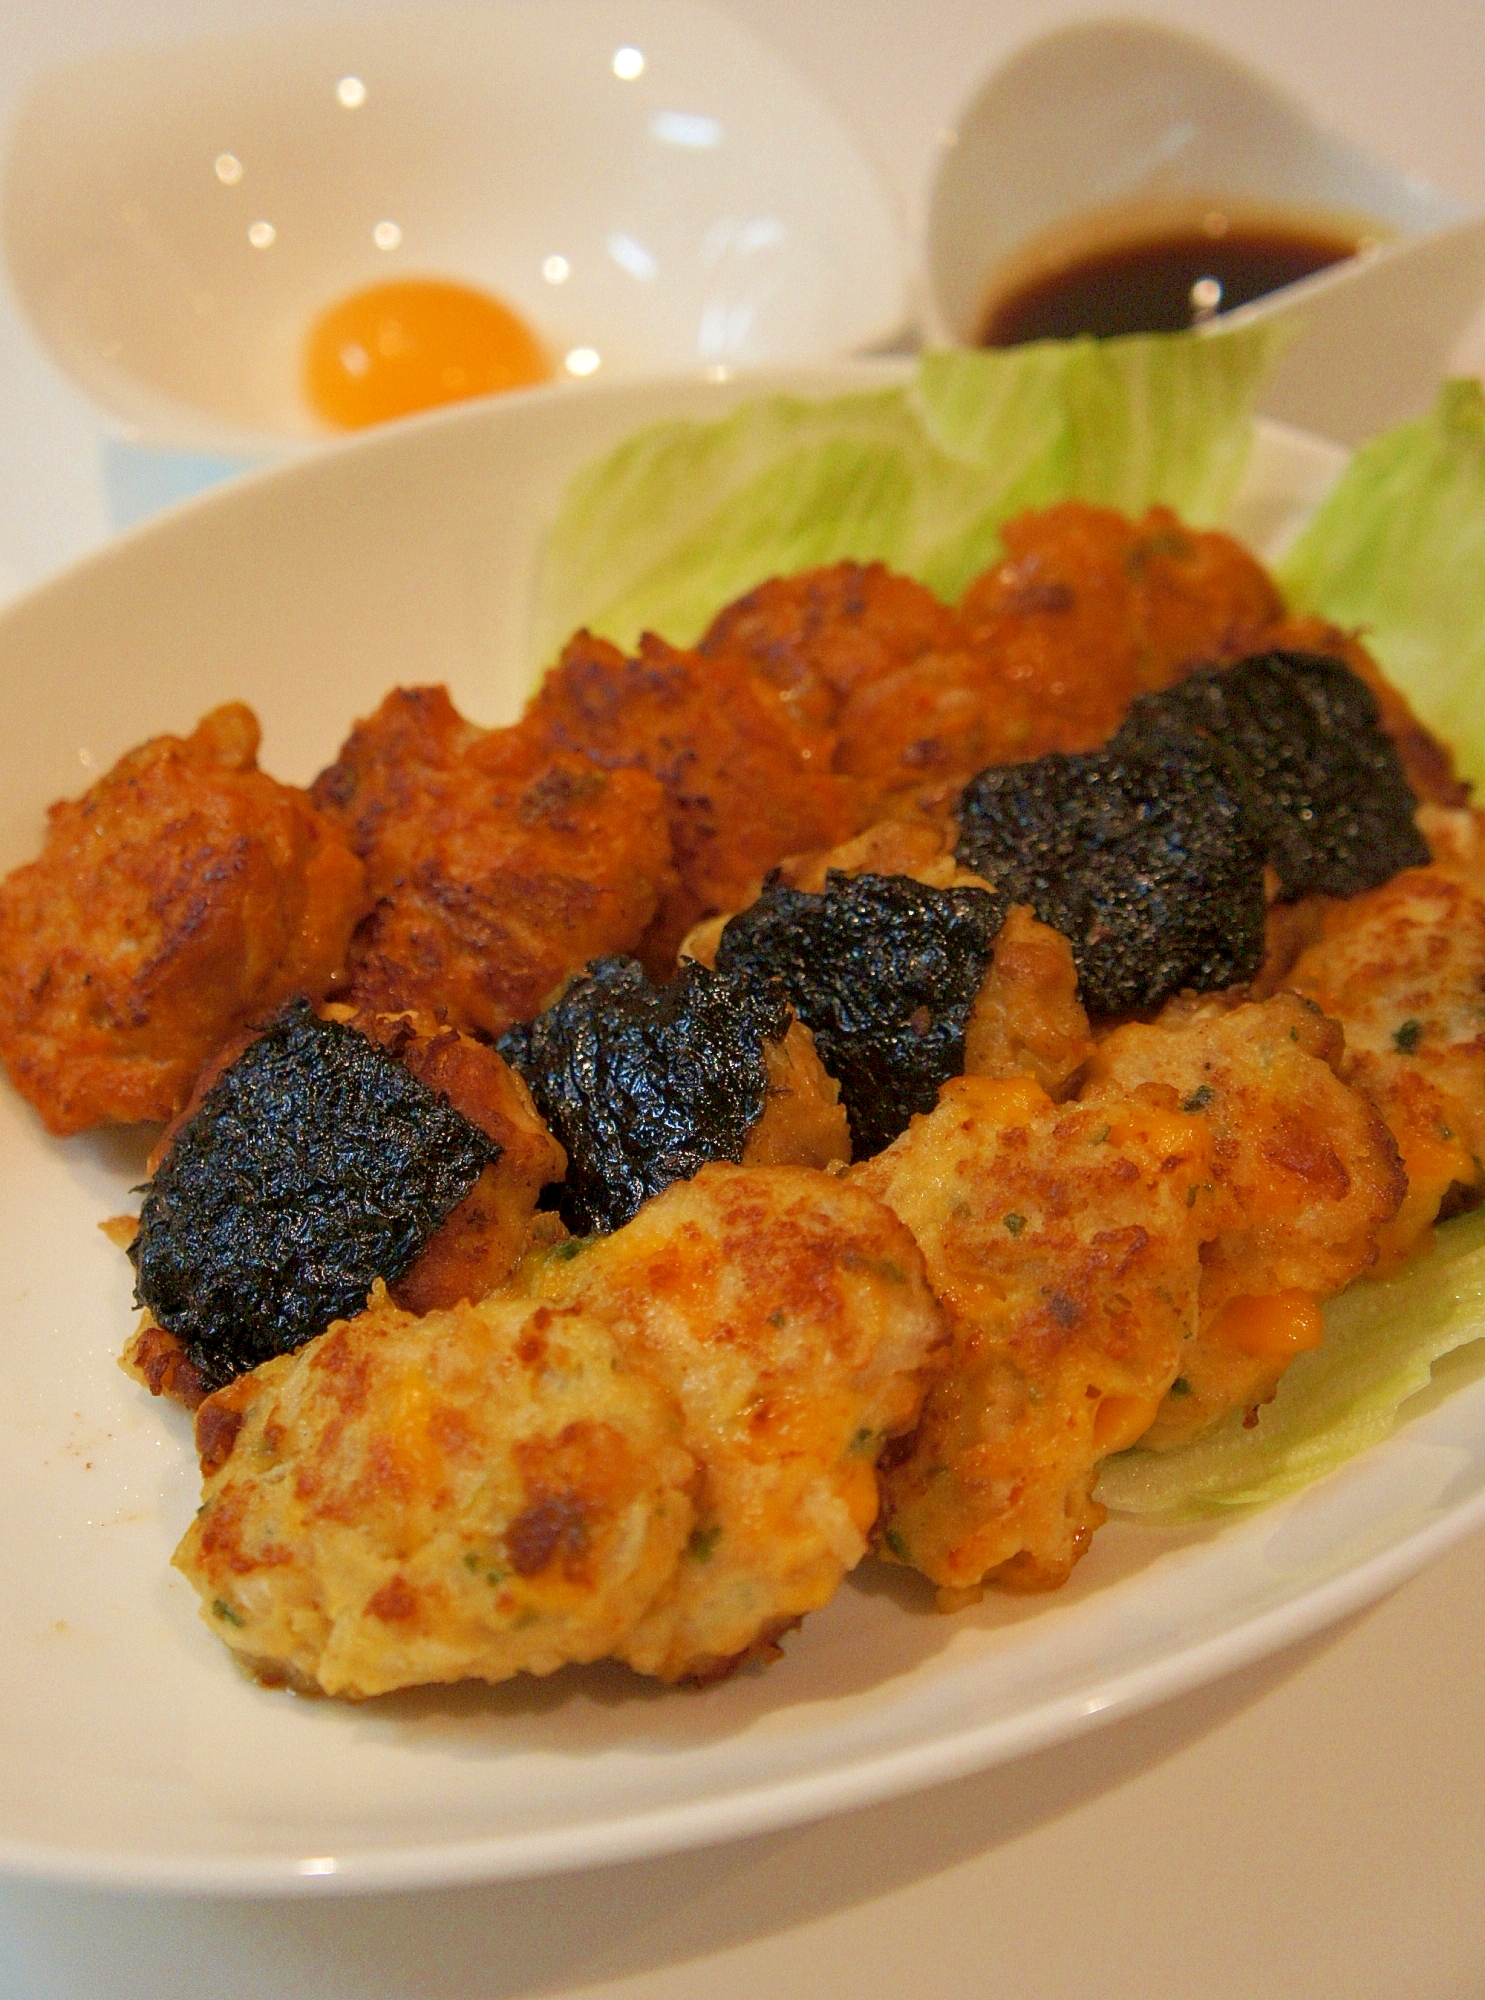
[498, 956, 792, 1236]
[954, 746, 1266, 1016]
[713, 870, 1008, 1158]
[130, 998, 499, 1391]
[1111, 650, 1429, 900]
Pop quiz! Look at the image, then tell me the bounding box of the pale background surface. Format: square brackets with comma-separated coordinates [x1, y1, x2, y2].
[2, 0, 1484, 1993]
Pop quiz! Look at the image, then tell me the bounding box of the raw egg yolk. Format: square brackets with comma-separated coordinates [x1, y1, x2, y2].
[304, 278, 551, 429]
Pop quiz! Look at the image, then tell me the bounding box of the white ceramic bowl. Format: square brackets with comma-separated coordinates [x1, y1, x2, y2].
[3, 366, 1485, 1895]
[926, 20, 1485, 446]
[0, 0, 907, 459]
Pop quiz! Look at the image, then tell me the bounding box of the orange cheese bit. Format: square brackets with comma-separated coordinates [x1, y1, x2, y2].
[1091, 1390, 1165, 1454]
[1209, 1290, 1325, 1361]
[944, 1072, 1054, 1127]
[1105, 1103, 1209, 1166]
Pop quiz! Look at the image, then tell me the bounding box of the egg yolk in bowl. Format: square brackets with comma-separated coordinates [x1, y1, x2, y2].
[305, 278, 551, 428]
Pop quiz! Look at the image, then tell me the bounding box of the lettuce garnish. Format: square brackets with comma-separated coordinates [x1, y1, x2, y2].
[532, 342, 1485, 1518]
[531, 325, 1288, 667]
[1098, 1205, 1485, 1518]
[1279, 378, 1485, 787]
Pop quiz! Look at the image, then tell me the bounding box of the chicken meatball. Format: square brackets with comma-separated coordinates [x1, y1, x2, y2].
[0, 704, 367, 1134]
[123, 1002, 565, 1406]
[1083, 992, 1405, 1446]
[175, 1164, 946, 1694]
[311, 685, 677, 1036]
[855, 1074, 1218, 1594]
[524, 631, 863, 970]
[1285, 863, 1485, 1264]
[698, 559, 966, 732]
[528, 1164, 947, 1681]
[175, 1287, 697, 1698]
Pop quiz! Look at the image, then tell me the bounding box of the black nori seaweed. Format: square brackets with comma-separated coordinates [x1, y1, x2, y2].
[1111, 650, 1428, 899]
[954, 746, 1266, 1016]
[713, 870, 1008, 1158]
[498, 956, 791, 1236]
[129, 998, 498, 1391]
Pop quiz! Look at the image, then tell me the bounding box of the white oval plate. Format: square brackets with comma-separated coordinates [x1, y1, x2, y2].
[2, 364, 1482, 1897]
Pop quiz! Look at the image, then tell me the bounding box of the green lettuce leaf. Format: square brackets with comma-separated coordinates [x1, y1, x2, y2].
[1280, 378, 1485, 786]
[1097, 1205, 1485, 1519]
[915, 327, 1284, 522]
[530, 324, 1289, 670]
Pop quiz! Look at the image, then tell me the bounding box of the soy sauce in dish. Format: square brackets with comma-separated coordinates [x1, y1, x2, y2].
[980, 219, 1360, 347]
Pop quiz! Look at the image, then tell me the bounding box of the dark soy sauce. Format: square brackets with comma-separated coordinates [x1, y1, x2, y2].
[980, 224, 1359, 346]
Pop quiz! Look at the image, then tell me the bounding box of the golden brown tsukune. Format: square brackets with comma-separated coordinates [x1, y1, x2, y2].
[310, 685, 678, 1035]
[1285, 845, 1485, 1267]
[1082, 992, 1406, 1447]
[176, 1285, 696, 1698]
[530, 1164, 947, 1681]
[0, 705, 367, 1135]
[175, 1164, 947, 1693]
[853, 1074, 1219, 1595]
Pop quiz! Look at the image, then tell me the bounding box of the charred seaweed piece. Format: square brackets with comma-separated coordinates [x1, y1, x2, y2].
[1113, 650, 1428, 899]
[498, 956, 791, 1236]
[130, 998, 498, 1391]
[713, 870, 1007, 1158]
[955, 747, 1266, 1016]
